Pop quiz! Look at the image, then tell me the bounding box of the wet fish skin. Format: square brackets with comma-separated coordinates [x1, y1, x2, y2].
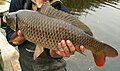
[4, 1, 118, 67]
[4, 9, 118, 67]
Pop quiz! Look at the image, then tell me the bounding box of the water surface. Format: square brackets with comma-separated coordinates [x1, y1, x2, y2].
[61, 0, 120, 71]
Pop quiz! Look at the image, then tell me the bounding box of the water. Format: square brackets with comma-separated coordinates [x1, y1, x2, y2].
[61, 0, 120, 71]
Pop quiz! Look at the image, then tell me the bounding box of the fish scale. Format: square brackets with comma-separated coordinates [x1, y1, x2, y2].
[17, 10, 85, 50]
[18, 10, 105, 52]
[4, 1, 118, 67]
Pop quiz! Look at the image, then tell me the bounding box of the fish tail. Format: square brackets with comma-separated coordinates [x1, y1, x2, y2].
[103, 44, 118, 57]
[92, 52, 106, 67]
[76, 34, 118, 67]
[92, 43, 118, 67]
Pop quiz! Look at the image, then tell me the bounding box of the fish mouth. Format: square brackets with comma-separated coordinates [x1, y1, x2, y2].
[2, 12, 17, 30]
[2, 15, 7, 23]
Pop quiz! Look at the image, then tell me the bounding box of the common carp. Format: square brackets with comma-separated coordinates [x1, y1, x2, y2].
[0, 29, 21, 71]
[3, 2, 118, 67]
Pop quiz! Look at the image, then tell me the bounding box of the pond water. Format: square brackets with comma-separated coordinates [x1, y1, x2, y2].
[61, 0, 120, 71]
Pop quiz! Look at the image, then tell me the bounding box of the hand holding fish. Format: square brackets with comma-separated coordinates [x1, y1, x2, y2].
[3, 3, 118, 66]
[11, 30, 26, 45]
[50, 40, 86, 58]
[11, 30, 85, 58]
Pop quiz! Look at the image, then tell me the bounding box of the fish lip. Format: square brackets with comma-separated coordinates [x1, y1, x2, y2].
[2, 15, 7, 23]
[3, 12, 18, 31]
[2, 14, 12, 24]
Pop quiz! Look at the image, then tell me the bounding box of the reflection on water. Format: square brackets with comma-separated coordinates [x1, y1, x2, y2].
[61, 0, 120, 71]
[62, 0, 120, 15]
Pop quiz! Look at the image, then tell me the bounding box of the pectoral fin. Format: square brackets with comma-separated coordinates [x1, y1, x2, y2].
[92, 52, 106, 67]
[34, 45, 44, 60]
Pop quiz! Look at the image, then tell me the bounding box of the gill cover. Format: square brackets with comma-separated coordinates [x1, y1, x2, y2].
[3, 12, 18, 31]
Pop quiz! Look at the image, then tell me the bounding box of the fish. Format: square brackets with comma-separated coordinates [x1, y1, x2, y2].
[0, 29, 21, 71]
[3, 1, 118, 67]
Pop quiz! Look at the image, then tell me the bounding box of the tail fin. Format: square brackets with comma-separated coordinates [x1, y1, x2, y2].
[92, 52, 106, 67]
[92, 44, 118, 67]
[104, 44, 118, 57]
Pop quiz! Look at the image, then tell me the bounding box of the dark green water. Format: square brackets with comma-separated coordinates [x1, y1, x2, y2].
[61, 0, 120, 71]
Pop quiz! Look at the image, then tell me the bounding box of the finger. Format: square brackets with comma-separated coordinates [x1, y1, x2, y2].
[57, 43, 66, 57]
[17, 30, 23, 37]
[80, 45, 86, 56]
[57, 43, 64, 51]
[49, 50, 62, 58]
[9, 32, 18, 42]
[12, 36, 26, 45]
[56, 50, 66, 57]
[61, 40, 70, 57]
[12, 36, 21, 44]
[66, 40, 75, 55]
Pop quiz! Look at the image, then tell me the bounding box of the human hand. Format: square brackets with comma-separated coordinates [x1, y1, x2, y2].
[50, 40, 86, 58]
[36, 0, 47, 8]
[11, 30, 26, 45]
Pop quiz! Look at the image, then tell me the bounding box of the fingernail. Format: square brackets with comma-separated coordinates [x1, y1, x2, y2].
[61, 40, 65, 43]
[18, 30, 21, 34]
[18, 30, 21, 35]
[66, 40, 70, 44]
[80, 45, 84, 48]
[58, 43, 64, 51]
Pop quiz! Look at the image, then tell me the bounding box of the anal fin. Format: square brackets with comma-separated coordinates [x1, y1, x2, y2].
[34, 45, 44, 60]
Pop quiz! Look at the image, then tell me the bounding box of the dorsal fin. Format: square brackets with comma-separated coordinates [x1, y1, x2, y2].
[39, 1, 93, 36]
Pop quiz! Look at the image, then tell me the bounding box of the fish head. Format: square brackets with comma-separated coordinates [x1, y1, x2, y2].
[3, 12, 18, 31]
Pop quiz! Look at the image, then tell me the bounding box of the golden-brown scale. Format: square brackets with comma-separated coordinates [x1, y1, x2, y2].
[16, 10, 117, 56]
[4, 1, 118, 67]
